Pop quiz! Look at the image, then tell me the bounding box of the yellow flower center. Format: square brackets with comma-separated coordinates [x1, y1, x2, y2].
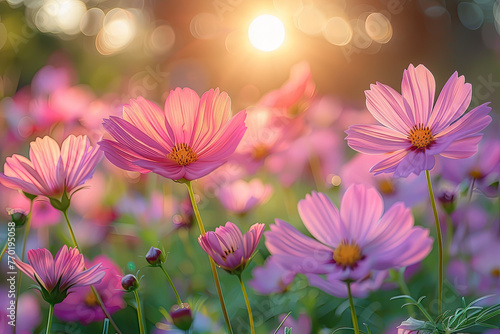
[84, 291, 99, 307]
[377, 179, 395, 195]
[252, 143, 269, 161]
[408, 124, 434, 149]
[333, 241, 362, 269]
[167, 143, 198, 166]
[491, 268, 500, 278]
[469, 169, 483, 179]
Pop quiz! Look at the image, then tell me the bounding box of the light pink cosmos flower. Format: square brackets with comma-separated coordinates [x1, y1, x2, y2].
[249, 256, 295, 294]
[346, 64, 492, 177]
[198, 222, 265, 275]
[233, 107, 290, 174]
[13, 245, 105, 304]
[216, 179, 273, 215]
[0, 135, 102, 199]
[258, 61, 315, 118]
[266, 185, 433, 282]
[55, 255, 125, 324]
[100, 87, 247, 181]
[397, 317, 429, 334]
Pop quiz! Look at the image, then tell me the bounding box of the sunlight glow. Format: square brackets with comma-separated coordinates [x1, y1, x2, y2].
[248, 15, 285, 52]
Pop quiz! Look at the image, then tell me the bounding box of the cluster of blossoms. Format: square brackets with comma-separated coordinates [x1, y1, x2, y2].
[1, 62, 499, 333]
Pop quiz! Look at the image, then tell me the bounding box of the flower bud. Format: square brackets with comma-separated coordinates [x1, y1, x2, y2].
[121, 274, 139, 291]
[170, 303, 193, 330]
[7, 209, 27, 228]
[145, 247, 164, 266]
[437, 191, 456, 215]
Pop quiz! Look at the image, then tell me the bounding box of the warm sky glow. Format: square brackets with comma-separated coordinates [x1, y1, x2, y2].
[248, 14, 285, 52]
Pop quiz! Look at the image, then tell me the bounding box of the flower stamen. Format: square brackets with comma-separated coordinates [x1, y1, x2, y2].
[333, 241, 362, 269]
[408, 124, 434, 149]
[167, 143, 198, 166]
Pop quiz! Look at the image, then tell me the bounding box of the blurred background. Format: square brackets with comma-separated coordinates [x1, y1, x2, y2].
[1, 0, 499, 109]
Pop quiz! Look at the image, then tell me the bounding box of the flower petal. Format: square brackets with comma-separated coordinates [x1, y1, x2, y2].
[340, 184, 384, 244]
[345, 124, 411, 154]
[298, 191, 345, 247]
[401, 64, 435, 126]
[369, 149, 409, 175]
[265, 219, 334, 274]
[164, 87, 201, 144]
[428, 72, 472, 133]
[365, 82, 414, 133]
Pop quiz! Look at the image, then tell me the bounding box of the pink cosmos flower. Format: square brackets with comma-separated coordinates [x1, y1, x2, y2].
[13, 245, 105, 304]
[54, 255, 125, 324]
[340, 153, 427, 208]
[100, 87, 247, 181]
[216, 179, 273, 215]
[346, 64, 492, 177]
[198, 222, 265, 275]
[0, 135, 102, 199]
[266, 127, 344, 188]
[258, 61, 315, 118]
[249, 256, 295, 294]
[233, 107, 290, 174]
[265, 185, 433, 282]
[440, 137, 500, 197]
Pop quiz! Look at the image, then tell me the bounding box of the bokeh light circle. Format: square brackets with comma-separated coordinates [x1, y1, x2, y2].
[323, 17, 352, 46]
[248, 14, 285, 52]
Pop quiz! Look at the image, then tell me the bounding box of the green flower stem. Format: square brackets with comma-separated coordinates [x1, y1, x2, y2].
[160, 265, 182, 305]
[185, 181, 233, 334]
[425, 170, 443, 315]
[133, 290, 145, 334]
[46, 304, 54, 334]
[62, 209, 123, 334]
[396, 268, 416, 317]
[14, 198, 34, 334]
[347, 281, 360, 334]
[62, 209, 80, 250]
[0, 241, 7, 263]
[238, 275, 255, 334]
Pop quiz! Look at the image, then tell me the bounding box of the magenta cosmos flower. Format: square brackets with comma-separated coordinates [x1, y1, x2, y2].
[100, 87, 247, 181]
[266, 184, 433, 282]
[54, 255, 125, 324]
[346, 64, 492, 177]
[198, 222, 265, 275]
[0, 135, 102, 200]
[13, 245, 105, 305]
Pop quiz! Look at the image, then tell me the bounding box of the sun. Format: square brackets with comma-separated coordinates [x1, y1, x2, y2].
[248, 15, 285, 52]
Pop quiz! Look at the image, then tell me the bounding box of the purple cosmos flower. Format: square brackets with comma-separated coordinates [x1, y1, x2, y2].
[346, 64, 492, 177]
[249, 256, 295, 294]
[340, 153, 427, 208]
[265, 184, 433, 282]
[216, 179, 273, 215]
[13, 245, 105, 305]
[440, 136, 500, 197]
[54, 255, 125, 324]
[198, 222, 265, 275]
[100, 87, 247, 181]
